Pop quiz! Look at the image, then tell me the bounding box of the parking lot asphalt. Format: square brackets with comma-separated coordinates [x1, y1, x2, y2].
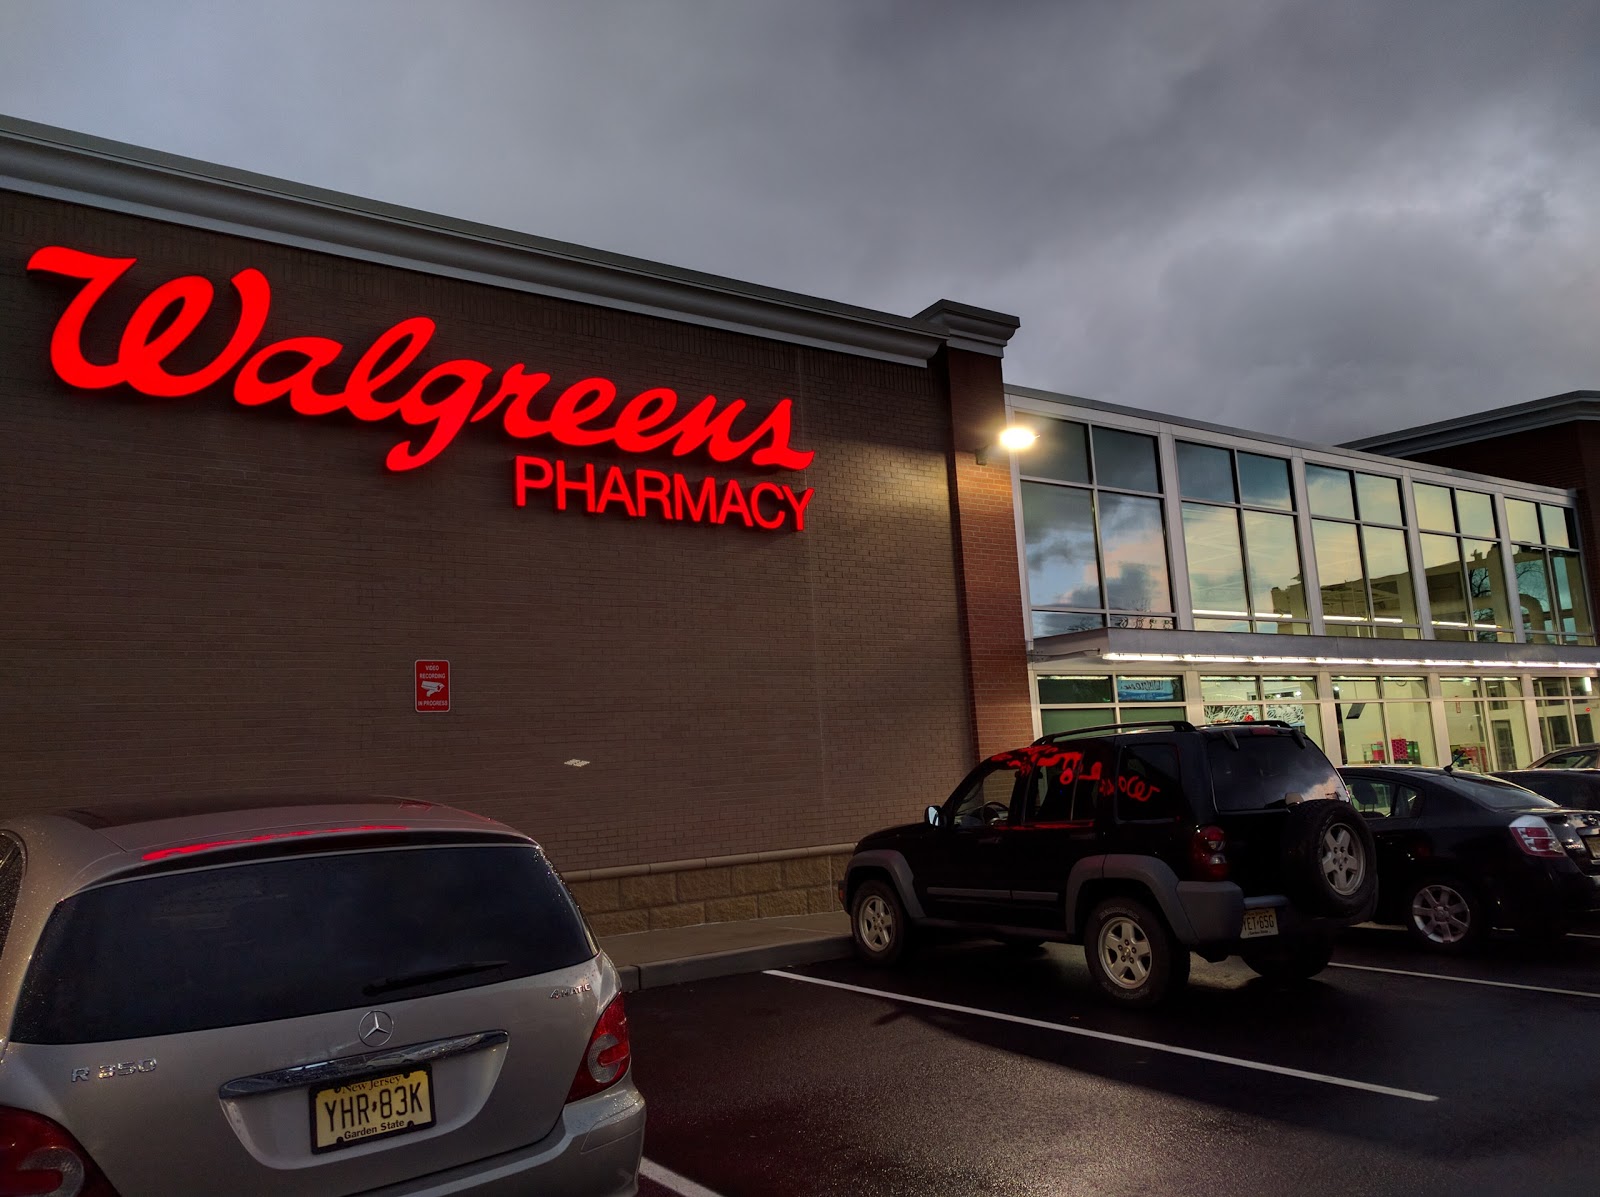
[626, 926, 1600, 1197]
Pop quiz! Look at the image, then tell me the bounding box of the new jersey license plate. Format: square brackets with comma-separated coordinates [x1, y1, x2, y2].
[1241, 908, 1280, 939]
[311, 1066, 435, 1153]
[1584, 835, 1600, 860]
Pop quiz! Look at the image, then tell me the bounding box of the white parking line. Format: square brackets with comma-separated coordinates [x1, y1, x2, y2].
[642, 1158, 730, 1197]
[1570, 932, 1600, 941]
[764, 970, 1438, 1103]
[1330, 961, 1600, 1000]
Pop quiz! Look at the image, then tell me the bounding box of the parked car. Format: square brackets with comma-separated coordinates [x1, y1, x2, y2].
[1340, 766, 1600, 952]
[1492, 767, 1600, 811]
[1527, 744, 1600, 769]
[0, 796, 643, 1197]
[839, 720, 1378, 1007]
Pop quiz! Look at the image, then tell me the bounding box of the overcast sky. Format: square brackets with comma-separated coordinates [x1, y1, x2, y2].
[4, 0, 1598, 444]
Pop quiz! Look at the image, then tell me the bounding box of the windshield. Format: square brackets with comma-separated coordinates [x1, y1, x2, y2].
[1439, 773, 1558, 811]
[1205, 733, 1346, 812]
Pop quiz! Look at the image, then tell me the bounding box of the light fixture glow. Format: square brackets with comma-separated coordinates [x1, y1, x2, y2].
[997, 425, 1038, 452]
[1098, 651, 1600, 670]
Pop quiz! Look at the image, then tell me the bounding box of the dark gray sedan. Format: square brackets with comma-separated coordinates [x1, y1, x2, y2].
[0, 796, 643, 1196]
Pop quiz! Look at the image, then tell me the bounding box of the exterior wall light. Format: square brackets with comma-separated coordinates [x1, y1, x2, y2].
[977, 425, 1038, 465]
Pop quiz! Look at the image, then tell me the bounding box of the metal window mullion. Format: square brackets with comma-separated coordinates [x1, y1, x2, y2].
[1490, 492, 1526, 643]
[1401, 480, 1434, 640]
[1158, 434, 1193, 629]
[1291, 454, 1326, 634]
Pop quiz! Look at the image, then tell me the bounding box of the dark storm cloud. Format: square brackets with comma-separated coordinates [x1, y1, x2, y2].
[3, 0, 1598, 443]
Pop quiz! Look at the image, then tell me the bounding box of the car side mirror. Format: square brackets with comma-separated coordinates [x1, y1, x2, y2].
[925, 805, 942, 827]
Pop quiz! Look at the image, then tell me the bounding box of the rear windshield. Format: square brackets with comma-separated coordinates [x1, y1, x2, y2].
[1205, 733, 1347, 812]
[1441, 774, 1558, 811]
[11, 843, 593, 1045]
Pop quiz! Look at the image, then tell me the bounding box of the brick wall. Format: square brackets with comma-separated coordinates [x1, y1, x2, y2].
[1, 193, 988, 877]
[940, 347, 1036, 755]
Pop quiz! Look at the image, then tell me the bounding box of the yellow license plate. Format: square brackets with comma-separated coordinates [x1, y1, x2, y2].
[1241, 909, 1280, 939]
[311, 1067, 435, 1153]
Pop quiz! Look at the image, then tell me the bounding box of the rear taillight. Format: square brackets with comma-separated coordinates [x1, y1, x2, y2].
[1189, 825, 1229, 881]
[1510, 815, 1567, 859]
[0, 1107, 119, 1196]
[565, 994, 631, 1103]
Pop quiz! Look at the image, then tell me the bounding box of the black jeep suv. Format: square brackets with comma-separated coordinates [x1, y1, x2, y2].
[840, 720, 1378, 1006]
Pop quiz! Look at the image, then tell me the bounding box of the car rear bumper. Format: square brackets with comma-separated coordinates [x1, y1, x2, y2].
[1494, 863, 1600, 925]
[357, 1079, 644, 1196]
[1177, 882, 1374, 949]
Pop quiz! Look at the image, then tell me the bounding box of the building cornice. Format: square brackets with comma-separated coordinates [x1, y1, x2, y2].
[1343, 392, 1600, 457]
[0, 114, 977, 368]
[915, 299, 1020, 357]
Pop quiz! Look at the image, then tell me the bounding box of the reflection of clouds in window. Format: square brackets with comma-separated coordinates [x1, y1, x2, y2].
[1023, 483, 1100, 607]
[1099, 494, 1171, 612]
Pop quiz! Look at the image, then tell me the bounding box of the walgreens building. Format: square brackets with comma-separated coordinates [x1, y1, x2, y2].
[5, 117, 1597, 931]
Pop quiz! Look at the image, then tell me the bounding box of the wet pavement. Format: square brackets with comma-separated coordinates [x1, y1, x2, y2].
[627, 925, 1600, 1196]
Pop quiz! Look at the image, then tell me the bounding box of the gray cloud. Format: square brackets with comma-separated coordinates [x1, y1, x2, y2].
[3, 0, 1598, 444]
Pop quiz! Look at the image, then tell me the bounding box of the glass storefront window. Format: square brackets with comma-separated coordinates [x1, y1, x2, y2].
[1463, 539, 1511, 641]
[1443, 677, 1531, 770]
[1023, 483, 1100, 607]
[1183, 504, 1249, 619]
[1313, 520, 1369, 629]
[1329, 675, 1437, 766]
[1541, 504, 1573, 549]
[1093, 427, 1160, 493]
[1514, 545, 1556, 642]
[1364, 526, 1418, 633]
[1421, 533, 1469, 640]
[1038, 676, 1112, 704]
[1306, 465, 1355, 519]
[1456, 491, 1496, 539]
[1099, 494, 1172, 615]
[1116, 676, 1184, 703]
[1243, 511, 1308, 626]
[1413, 483, 1455, 532]
[1177, 442, 1235, 503]
[1355, 474, 1402, 525]
[1237, 453, 1293, 510]
[1201, 677, 1259, 704]
[1507, 498, 1541, 544]
[1026, 417, 1091, 484]
[1031, 611, 1103, 637]
[1553, 552, 1591, 643]
[1039, 676, 1187, 737]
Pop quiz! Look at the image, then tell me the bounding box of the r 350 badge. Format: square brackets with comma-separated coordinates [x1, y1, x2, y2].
[71, 1060, 156, 1082]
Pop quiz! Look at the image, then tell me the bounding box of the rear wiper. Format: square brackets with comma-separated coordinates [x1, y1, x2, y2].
[362, 959, 511, 997]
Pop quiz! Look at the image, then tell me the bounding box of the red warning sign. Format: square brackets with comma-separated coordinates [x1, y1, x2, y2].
[415, 660, 450, 712]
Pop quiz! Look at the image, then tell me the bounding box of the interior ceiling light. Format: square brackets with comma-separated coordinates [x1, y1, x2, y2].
[1099, 652, 1598, 670]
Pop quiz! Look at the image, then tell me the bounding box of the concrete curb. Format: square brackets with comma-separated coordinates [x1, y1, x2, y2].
[613, 934, 853, 993]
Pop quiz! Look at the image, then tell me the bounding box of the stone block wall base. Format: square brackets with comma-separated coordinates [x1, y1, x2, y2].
[571, 850, 852, 936]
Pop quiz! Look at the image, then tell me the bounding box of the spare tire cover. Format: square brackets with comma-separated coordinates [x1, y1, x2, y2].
[1282, 799, 1377, 918]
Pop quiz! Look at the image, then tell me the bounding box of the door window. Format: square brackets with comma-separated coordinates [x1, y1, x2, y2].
[949, 762, 1022, 830]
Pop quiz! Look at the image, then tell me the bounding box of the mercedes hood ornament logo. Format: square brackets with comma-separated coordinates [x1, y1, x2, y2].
[359, 1009, 394, 1047]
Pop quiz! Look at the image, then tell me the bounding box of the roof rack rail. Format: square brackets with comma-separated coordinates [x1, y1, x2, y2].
[1202, 719, 1295, 730]
[1032, 719, 1196, 746]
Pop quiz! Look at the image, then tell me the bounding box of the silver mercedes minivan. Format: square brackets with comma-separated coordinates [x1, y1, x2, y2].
[0, 796, 644, 1196]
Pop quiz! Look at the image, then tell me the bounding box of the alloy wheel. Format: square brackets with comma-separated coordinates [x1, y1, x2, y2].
[1320, 825, 1366, 896]
[1097, 916, 1152, 990]
[1411, 883, 1471, 945]
[858, 894, 895, 952]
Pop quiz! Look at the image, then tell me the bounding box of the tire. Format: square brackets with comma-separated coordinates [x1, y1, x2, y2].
[851, 879, 912, 966]
[1240, 935, 1335, 981]
[1283, 801, 1378, 918]
[1403, 875, 1485, 954]
[1083, 897, 1190, 1008]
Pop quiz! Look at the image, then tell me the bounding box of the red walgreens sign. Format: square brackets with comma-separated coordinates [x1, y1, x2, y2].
[415, 660, 450, 712]
[28, 246, 816, 532]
